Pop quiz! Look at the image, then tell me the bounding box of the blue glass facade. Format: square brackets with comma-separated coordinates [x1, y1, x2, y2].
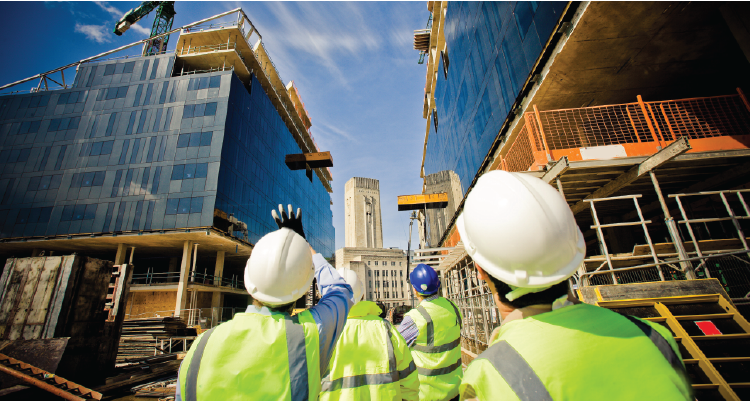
[218, 74, 334, 253]
[0, 54, 334, 256]
[425, 1, 566, 193]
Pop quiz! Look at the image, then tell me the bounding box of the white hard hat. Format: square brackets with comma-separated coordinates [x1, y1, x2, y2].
[336, 268, 363, 303]
[457, 170, 585, 289]
[244, 228, 314, 306]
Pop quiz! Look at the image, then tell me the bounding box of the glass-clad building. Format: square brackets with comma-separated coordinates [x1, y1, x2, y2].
[424, 2, 566, 191]
[0, 53, 334, 256]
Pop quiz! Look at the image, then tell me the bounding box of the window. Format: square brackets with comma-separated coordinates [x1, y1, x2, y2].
[209, 76, 221, 88]
[368, 261, 371, 265]
[188, 77, 209, 91]
[71, 171, 106, 188]
[0, 148, 32, 164]
[15, 207, 53, 225]
[20, 95, 50, 109]
[48, 117, 81, 132]
[368, 270, 371, 276]
[176, 132, 212, 149]
[104, 64, 116, 76]
[27, 174, 62, 191]
[61, 204, 97, 221]
[375, 261, 378, 266]
[171, 163, 208, 180]
[123, 62, 135, 74]
[18, 121, 41, 135]
[182, 102, 218, 119]
[106, 86, 128, 100]
[391, 261, 395, 266]
[166, 196, 205, 215]
[57, 91, 86, 105]
[89, 141, 114, 156]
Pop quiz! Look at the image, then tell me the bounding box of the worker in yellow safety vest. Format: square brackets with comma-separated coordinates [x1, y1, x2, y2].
[455, 171, 693, 400]
[398, 263, 463, 401]
[320, 268, 419, 400]
[175, 204, 353, 401]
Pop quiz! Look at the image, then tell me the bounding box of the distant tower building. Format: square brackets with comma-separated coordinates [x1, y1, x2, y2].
[345, 177, 383, 248]
[421, 170, 463, 248]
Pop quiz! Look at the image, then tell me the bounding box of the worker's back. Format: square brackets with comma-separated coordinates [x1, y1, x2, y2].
[320, 301, 419, 401]
[178, 310, 320, 401]
[404, 296, 463, 400]
[461, 303, 692, 400]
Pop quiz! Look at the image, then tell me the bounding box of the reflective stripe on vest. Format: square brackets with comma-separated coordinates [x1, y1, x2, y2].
[321, 320, 414, 392]
[184, 315, 310, 401]
[475, 314, 691, 401]
[473, 341, 553, 401]
[285, 314, 309, 401]
[185, 328, 215, 401]
[413, 301, 462, 354]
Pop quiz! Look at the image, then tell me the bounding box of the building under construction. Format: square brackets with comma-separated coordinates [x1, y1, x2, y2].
[415, 2, 749, 399]
[0, 7, 335, 394]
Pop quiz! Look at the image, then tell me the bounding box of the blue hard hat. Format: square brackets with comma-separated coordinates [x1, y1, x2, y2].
[410, 264, 440, 295]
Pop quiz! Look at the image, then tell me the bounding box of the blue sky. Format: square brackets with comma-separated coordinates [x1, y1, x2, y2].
[0, 1, 428, 251]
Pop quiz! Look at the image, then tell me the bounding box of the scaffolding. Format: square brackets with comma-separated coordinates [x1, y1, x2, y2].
[439, 92, 750, 383]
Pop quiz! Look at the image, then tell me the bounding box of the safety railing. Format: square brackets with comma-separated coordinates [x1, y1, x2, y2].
[498, 92, 750, 173]
[130, 270, 244, 289]
[175, 41, 239, 56]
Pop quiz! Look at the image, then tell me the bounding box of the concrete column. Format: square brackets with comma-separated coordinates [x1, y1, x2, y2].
[211, 251, 226, 312]
[168, 257, 179, 273]
[175, 240, 194, 318]
[213, 251, 225, 286]
[114, 243, 127, 265]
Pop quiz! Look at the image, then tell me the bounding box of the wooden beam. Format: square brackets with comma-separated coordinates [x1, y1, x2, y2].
[542, 156, 569, 184]
[570, 138, 691, 215]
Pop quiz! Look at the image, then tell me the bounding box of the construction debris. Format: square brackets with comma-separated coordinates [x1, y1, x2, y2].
[0, 352, 102, 401]
[117, 317, 196, 362]
[131, 376, 177, 398]
[97, 354, 183, 394]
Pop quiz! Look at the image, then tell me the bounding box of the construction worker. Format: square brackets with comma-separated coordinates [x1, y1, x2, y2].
[175, 205, 353, 400]
[320, 268, 419, 400]
[456, 171, 693, 400]
[398, 263, 463, 401]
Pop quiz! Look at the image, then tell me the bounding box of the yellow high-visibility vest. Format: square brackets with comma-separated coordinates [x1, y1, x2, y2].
[320, 300, 419, 400]
[405, 296, 463, 401]
[178, 310, 320, 400]
[460, 303, 693, 400]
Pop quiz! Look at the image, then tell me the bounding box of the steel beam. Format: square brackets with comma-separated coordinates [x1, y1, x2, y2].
[570, 138, 691, 215]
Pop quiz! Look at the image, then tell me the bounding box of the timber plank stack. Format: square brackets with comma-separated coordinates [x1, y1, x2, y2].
[116, 317, 195, 362]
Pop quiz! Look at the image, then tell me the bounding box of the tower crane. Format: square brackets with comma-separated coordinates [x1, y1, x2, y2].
[113, 1, 176, 56]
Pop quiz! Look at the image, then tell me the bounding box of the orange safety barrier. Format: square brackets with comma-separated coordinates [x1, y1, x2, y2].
[497, 92, 750, 173]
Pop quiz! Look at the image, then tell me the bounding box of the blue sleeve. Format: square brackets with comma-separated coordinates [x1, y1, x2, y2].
[398, 315, 419, 347]
[308, 253, 353, 373]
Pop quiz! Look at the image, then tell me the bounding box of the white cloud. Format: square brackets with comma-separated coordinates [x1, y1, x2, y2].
[129, 23, 152, 36]
[75, 23, 112, 44]
[95, 1, 122, 19]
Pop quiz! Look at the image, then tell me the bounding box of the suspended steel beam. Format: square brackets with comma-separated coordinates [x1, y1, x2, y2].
[397, 193, 448, 211]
